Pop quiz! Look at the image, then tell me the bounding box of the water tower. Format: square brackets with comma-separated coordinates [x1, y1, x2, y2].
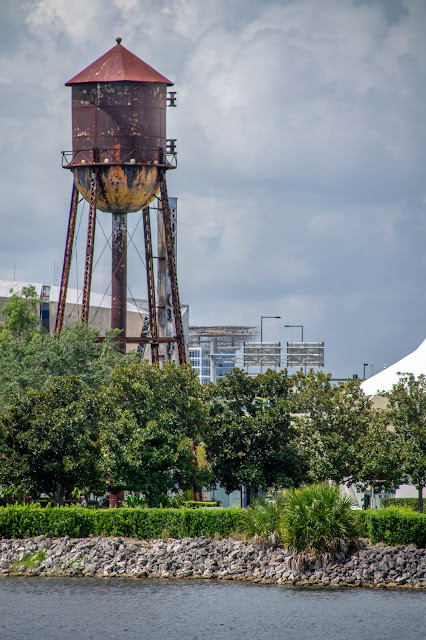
[55, 38, 186, 363]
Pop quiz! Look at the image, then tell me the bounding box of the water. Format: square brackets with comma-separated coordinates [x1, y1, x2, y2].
[0, 577, 425, 640]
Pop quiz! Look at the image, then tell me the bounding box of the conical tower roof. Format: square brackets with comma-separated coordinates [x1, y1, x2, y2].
[66, 38, 173, 86]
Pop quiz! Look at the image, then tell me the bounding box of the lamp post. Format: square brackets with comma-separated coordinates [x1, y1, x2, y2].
[285, 324, 304, 341]
[260, 316, 281, 342]
[363, 363, 369, 379]
[260, 316, 281, 373]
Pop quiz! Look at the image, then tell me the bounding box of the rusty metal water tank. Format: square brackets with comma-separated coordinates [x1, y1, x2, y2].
[64, 38, 174, 213]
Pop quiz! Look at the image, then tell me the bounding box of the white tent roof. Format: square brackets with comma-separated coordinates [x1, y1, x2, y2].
[361, 339, 426, 396]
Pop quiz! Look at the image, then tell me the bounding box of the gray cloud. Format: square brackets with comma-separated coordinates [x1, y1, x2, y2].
[0, 0, 425, 378]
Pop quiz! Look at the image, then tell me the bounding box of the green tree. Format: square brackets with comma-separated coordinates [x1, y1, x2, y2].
[0, 323, 137, 408]
[385, 373, 426, 512]
[0, 285, 40, 339]
[109, 360, 207, 441]
[290, 371, 372, 485]
[357, 411, 405, 497]
[0, 377, 103, 504]
[204, 369, 306, 494]
[204, 367, 293, 416]
[99, 408, 198, 506]
[99, 362, 209, 506]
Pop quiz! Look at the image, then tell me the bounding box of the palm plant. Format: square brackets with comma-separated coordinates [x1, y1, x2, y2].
[280, 482, 360, 555]
[124, 493, 147, 508]
[242, 494, 286, 544]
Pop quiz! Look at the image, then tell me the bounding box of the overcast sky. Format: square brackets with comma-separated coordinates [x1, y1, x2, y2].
[1, 0, 425, 378]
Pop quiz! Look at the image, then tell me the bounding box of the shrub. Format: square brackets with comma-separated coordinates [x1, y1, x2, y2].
[353, 509, 369, 538]
[0, 505, 243, 540]
[183, 501, 220, 509]
[381, 497, 426, 512]
[242, 495, 285, 544]
[365, 507, 426, 547]
[124, 494, 147, 508]
[280, 483, 360, 554]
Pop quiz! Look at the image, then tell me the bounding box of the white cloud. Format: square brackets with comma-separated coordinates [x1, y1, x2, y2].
[0, 0, 425, 377]
[26, 0, 107, 41]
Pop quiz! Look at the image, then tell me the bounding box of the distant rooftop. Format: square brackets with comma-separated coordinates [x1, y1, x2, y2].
[0, 280, 144, 314]
[189, 326, 257, 335]
[189, 326, 258, 349]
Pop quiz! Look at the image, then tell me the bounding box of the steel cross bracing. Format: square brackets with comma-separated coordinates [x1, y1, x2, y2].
[81, 172, 98, 324]
[142, 206, 159, 363]
[159, 174, 186, 364]
[55, 183, 79, 334]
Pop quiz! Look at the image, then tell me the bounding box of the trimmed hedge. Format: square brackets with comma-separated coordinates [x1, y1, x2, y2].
[353, 510, 369, 538]
[3, 505, 425, 548]
[0, 505, 244, 540]
[324, 509, 426, 547]
[381, 497, 426, 512]
[364, 507, 426, 547]
[183, 501, 220, 509]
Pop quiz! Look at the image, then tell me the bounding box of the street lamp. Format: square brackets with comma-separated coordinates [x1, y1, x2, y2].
[363, 363, 369, 379]
[285, 324, 304, 341]
[260, 316, 281, 342]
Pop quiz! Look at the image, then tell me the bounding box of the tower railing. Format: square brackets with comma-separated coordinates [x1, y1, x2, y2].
[61, 147, 177, 168]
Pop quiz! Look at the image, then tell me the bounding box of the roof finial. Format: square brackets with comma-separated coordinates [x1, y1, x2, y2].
[116, 37, 122, 45]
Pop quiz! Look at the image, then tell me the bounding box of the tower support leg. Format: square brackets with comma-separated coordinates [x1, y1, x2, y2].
[142, 207, 159, 363]
[159, 175, 187, 364]
[55, 183, 79, 334]
[156, 198, 167, 361]
[111, 212, 127, 350]
[81, 172, 98, 324]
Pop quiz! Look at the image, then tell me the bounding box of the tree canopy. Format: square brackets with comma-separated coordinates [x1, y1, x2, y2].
[1, 298, 424, 510]
[290, 370, 373, 485]
[357, 412, 405, 495]
[0, 322, 137, 409]
[384, 373, 426, 511]
[0, 285, 40, 339]
[98, 362, 209, 505]
[204, 369, 307, 493]
[0, 376, 102, 504]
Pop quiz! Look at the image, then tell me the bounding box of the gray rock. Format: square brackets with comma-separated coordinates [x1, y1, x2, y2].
[1, 535, 426, 587]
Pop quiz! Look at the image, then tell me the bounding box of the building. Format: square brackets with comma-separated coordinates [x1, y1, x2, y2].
[0, 280, 144, 345]
[0, 280, 189, 355]
[188, 326, 259, 384]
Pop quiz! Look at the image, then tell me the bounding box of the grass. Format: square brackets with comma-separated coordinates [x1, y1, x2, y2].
[8, 549, 46, 573]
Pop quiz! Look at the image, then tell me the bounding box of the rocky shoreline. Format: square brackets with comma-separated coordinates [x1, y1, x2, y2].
[1, 536, 426, 588]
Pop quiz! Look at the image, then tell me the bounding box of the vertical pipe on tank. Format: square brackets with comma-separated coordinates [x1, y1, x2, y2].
[109, 213, 127, 509]
[157, 199, 167, 362]
[111, 213, 127, 350]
